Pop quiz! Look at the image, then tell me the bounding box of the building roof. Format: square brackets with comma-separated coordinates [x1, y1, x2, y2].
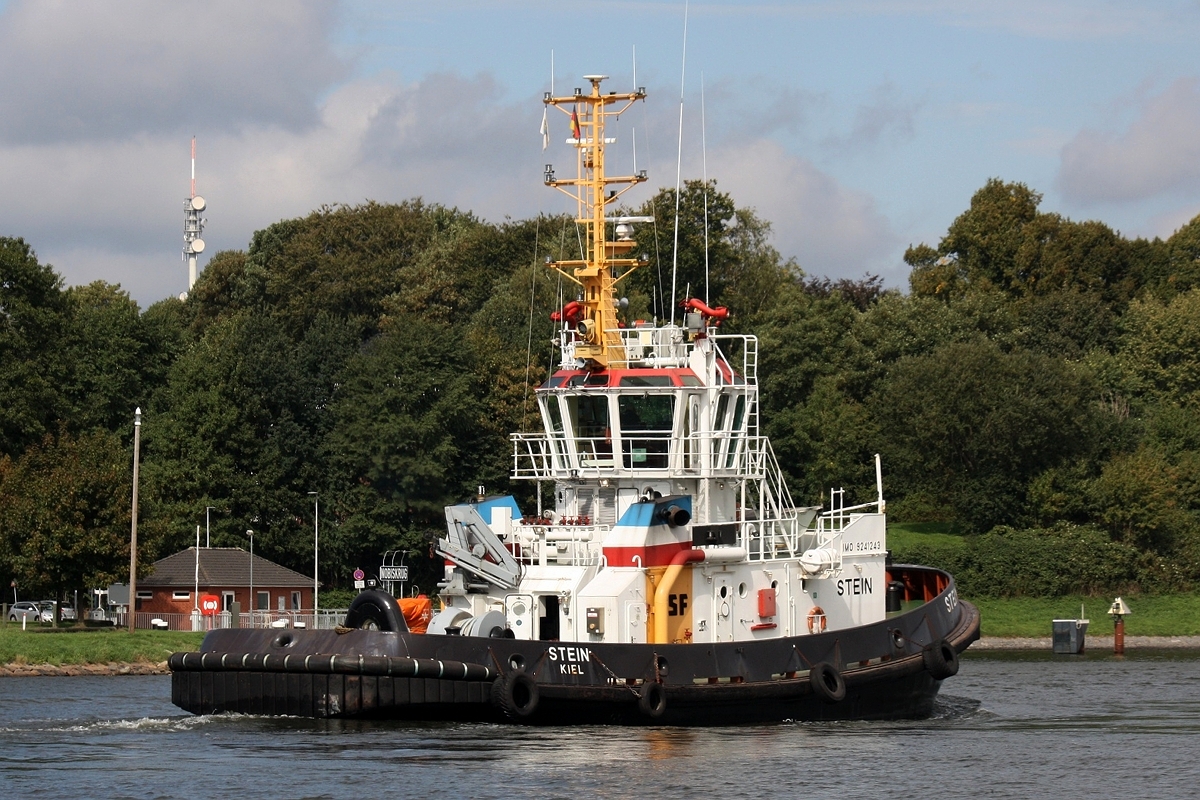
[140, 547, 312, 589]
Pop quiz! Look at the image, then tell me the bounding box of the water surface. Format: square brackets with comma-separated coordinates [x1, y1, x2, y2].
[1, 652, 1197, 799]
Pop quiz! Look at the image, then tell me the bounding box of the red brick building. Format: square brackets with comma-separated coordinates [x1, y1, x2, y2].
[138, 547, 314, 617]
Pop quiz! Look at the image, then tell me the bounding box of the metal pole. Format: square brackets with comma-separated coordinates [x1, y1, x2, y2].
[1114, 616, 1125, 655]
[194, 525, 200, 612]
[128, 407, 141, 632]
[308, 492, 318, 624]
[206, 506, 215, 548]
[246, 530, 254, 628]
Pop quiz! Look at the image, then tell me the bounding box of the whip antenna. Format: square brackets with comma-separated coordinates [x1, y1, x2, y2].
[670, 0, 689, 325]
[702, 73, 710, 305]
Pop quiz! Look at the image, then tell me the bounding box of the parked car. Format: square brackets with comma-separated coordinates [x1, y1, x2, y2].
[8, 601, 48, 623]
[37, 600, 77, 622]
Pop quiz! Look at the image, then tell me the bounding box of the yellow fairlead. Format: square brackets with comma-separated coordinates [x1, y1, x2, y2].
[544, 75, 648, 370]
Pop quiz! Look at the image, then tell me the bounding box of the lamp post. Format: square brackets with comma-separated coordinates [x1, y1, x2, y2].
[205, 506, 216, 548]
[128, 407, 142, 632]
[193, 525, 200, 612]
[307, 492, 319, 624]
[246, 529, 254, 628]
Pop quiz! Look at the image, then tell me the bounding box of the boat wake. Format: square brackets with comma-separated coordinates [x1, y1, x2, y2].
[930, 693, 984, 720]
[0, 714, 217, 735]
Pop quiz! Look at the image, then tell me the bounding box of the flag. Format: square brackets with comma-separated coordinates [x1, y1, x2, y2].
[541, 107, 549, 151]
[571, 107, 581, 140]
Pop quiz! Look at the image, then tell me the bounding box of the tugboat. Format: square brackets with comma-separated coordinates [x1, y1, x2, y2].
[169, 75, 979, 725]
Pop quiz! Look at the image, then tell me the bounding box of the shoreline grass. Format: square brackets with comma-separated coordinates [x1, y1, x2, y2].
[3, 592, 1198, 665]
[971, 594, 1200, 637]
[0, 625, 204, 666]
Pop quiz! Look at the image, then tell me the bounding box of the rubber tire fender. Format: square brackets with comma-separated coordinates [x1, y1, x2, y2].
[343, 590, 408, 632]
[493, 670, 539, 720]
[809, 661, 846, 704]
[638, 681, 668, 719]
[923, 638, 959, 680]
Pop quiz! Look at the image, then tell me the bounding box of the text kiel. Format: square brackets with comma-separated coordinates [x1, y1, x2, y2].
[547, 645, 592, 675]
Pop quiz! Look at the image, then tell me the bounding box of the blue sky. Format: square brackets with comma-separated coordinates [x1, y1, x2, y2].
[2, 1, 1200, 307]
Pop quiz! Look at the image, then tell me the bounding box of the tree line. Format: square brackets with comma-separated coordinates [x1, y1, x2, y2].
[3, 178, 1200, 604]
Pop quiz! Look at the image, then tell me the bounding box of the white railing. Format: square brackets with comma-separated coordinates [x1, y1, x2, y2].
[509, 523, 606, 567]
[126, 609, 349, 632]
[512, 431, 772, 480]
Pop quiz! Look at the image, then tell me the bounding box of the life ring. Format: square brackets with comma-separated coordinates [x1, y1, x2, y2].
[806, 606, 827, 634]
[491, 670, 539, 720]
[344, 590, 408, 632]
[809, 661, 846, 704]
[638, 681, 668, 719]
[923, 638, 959, 680]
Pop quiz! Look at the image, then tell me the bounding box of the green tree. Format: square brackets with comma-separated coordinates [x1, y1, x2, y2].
[0, 430, 147, 610]
[908, 179, 1143, 306]
[871, 339, 1100, 531]
[1114, 289, 1200, 408]
[0, 238, 69, 457]
[59, 282, 150, 433]
[1089, 446, 1191, 551]
[325, 320, 497, 587]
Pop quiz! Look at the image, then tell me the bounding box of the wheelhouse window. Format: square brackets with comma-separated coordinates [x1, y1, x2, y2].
[566, 394, 612, 464]
[618, 394, 675, 469]
[726, 394, 748, 468]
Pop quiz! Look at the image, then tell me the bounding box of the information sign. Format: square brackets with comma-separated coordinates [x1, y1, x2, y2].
[379, 566, 409, 582]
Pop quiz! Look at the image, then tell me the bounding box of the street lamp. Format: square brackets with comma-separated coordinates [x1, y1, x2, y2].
[205, 506, 217, 548]
[307, 492, 319, 624]
[246, 529, 254, 627]
[128, 407, 142, 633]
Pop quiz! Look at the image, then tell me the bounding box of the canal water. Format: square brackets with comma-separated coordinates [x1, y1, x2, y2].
[2, 651, 1198, 799]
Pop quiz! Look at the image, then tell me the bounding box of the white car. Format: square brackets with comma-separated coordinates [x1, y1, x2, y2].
[8, 601, 49, 623]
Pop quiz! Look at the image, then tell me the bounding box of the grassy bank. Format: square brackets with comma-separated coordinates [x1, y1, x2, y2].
[888, 524, 1200, 636]
[0, 625, 204, 666]
[3, 594, 1198, 665]
[971, 594, 1200, 637]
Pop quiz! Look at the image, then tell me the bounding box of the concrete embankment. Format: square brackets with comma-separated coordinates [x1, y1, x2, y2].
[974, 635, 1200, 650]
[0, 661, 169, 677]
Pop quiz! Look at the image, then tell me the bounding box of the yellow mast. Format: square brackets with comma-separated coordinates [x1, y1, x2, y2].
[544, 75, 648, 370]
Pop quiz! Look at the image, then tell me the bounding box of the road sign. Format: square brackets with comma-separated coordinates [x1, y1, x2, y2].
[379, 566, 409, 582]
[353, 568, 365, 581]
[200, 594, 220, 616]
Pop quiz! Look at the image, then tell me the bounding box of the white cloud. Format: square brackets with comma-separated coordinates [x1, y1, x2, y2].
[821, 82, 920, 157]
[686, 1, 1186, 41]
[0, 71, 549, 306]
[0, 0, 346, 144]
[708, 139, 899, 279]
[1057, 78, 1200, 205]
[0, 1, 909, 307]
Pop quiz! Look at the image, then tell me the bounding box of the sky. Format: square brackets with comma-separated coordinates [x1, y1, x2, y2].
[3, 0, 1200, 308]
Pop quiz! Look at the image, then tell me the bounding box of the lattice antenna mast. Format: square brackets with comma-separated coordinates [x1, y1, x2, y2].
[183, 136, 207, 292]
[543, 75, 650, 370]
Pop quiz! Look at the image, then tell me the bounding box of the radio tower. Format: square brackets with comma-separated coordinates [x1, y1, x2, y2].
[183, 136, 206, 291]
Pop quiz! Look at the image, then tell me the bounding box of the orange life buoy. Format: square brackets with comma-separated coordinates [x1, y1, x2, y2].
[806, 606, 827, 634]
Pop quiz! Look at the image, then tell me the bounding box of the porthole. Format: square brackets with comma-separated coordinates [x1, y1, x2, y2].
[719, 585, 728, 599]
[509, 654, 526, 671]
[738, 583, 747, 598]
